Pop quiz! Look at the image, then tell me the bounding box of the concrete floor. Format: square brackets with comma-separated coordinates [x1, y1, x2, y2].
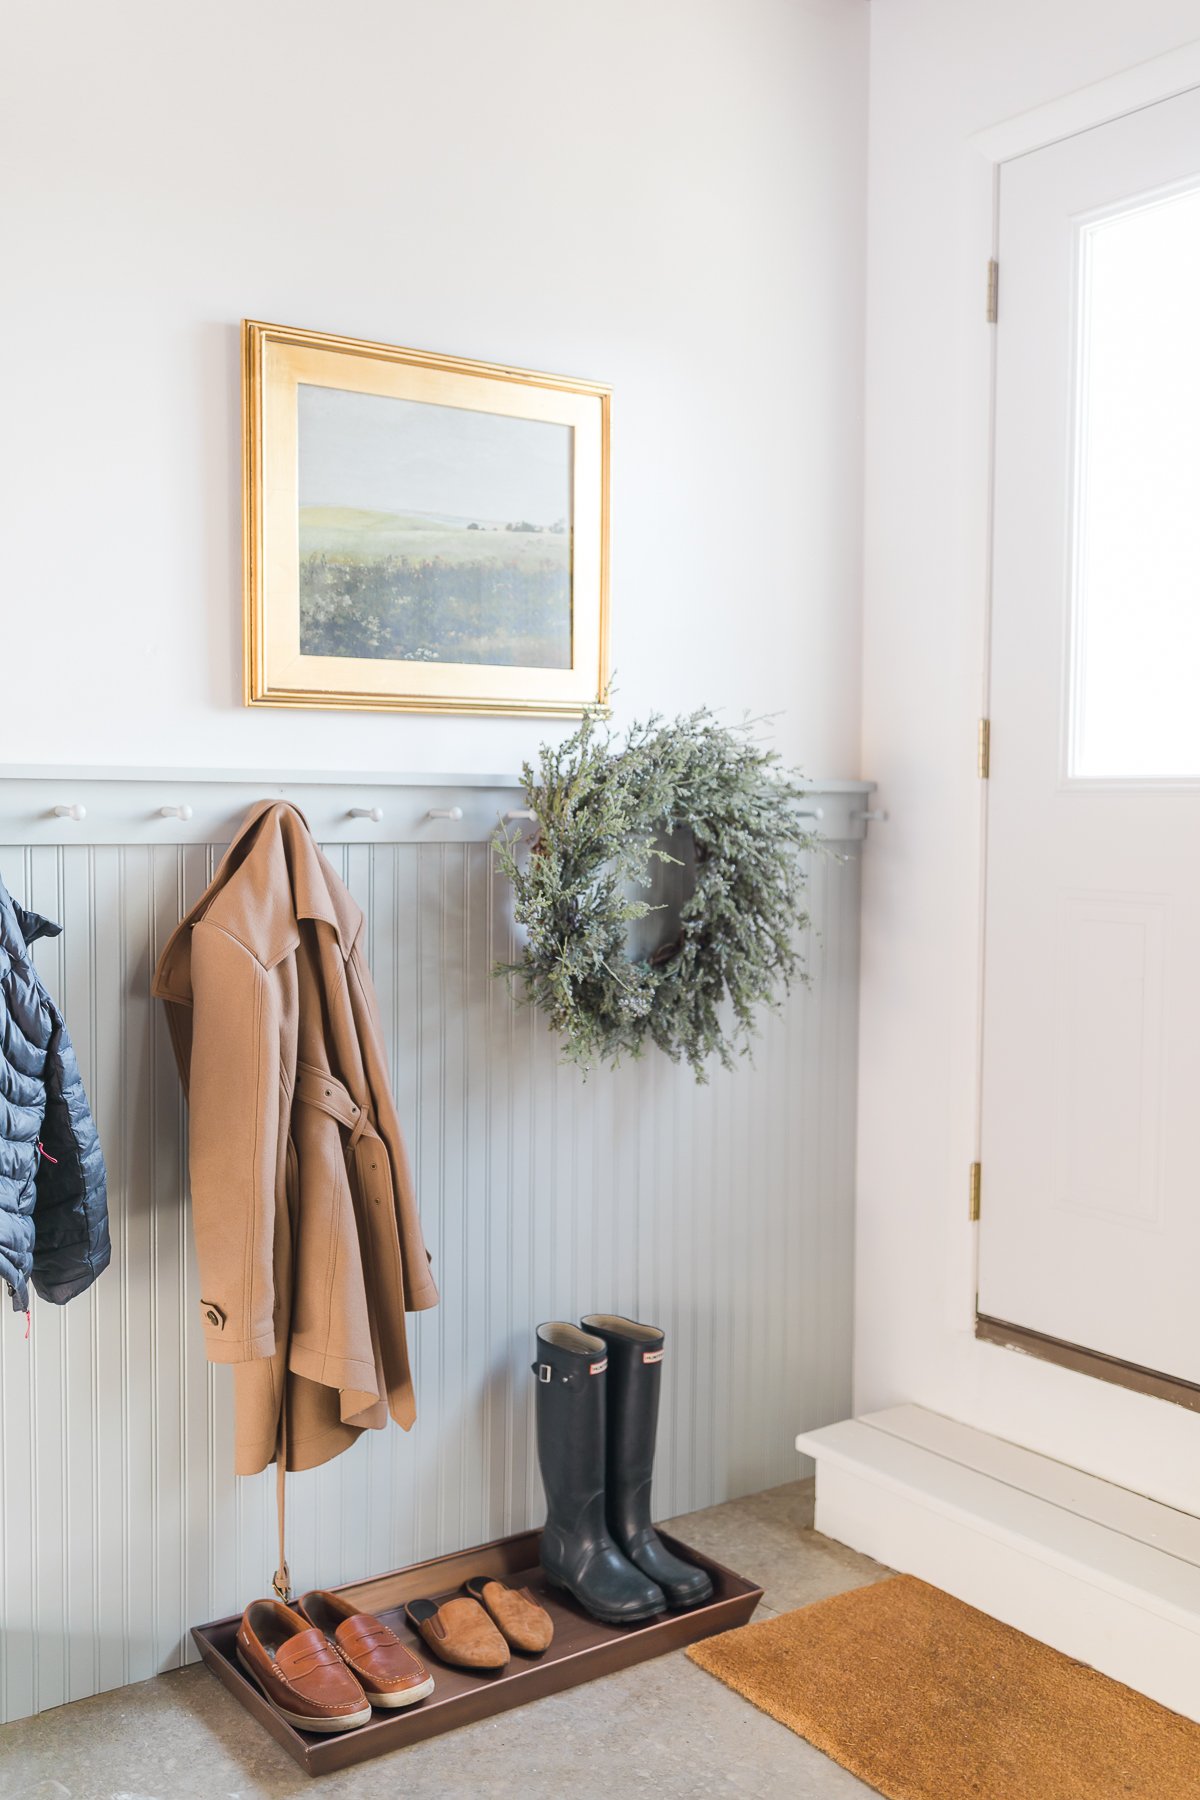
[0, 1481, 891, 1799]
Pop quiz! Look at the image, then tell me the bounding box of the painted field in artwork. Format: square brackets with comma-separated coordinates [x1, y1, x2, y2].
[296, 384, 574, 669]
[298, 505, 571, 668]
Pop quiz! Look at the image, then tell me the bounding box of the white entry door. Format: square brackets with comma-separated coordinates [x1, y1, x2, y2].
[979, 86, 1200, 1383]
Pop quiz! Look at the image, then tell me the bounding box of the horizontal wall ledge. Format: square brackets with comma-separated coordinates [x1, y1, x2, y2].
[0, 768, 878, 846]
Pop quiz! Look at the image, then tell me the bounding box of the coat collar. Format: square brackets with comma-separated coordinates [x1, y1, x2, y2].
[0, 874, 62, 952]
[232, 800, 362, 959]
[152, 801, 362, 1004]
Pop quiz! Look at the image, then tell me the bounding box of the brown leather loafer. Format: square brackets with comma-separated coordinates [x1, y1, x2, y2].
[406, 1596, 510, 1671]
[236, 1599, 373, 1732]
[463, 1576, 554, 1654]
[297, 1589, 435, 1709]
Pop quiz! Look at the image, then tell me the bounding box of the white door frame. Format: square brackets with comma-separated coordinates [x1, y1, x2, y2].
[959, 38, 1200, 1339]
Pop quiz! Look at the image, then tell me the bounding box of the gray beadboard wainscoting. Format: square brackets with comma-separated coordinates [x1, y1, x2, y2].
[0, 772, 869, 1724]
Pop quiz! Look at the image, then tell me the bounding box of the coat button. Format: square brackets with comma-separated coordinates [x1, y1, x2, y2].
[201, 1300, 225, 1329]
[206, 1309, 219, 1326]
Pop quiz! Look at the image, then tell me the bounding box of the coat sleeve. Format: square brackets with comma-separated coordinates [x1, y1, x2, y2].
[188, 922, 279, 1363]
[32, 1006, 112, 1305]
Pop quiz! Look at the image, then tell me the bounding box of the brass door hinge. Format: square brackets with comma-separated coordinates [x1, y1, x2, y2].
[969, 1162, 982, 1222]
[986, 259, 999, 324]
[978, 718, 991, 779]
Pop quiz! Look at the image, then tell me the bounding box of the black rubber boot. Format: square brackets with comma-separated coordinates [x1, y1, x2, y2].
[580, 1315, 715, 1609]
[532, 1323, 667, 1627]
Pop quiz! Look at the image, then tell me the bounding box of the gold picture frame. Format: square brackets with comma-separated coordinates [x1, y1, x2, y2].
[243, 320, 610, 715]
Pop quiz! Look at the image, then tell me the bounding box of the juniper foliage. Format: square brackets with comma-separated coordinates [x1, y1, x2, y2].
[494, 707, 816, 1079]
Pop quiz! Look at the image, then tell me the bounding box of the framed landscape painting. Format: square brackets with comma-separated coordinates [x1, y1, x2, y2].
[243, 320, 610, 714]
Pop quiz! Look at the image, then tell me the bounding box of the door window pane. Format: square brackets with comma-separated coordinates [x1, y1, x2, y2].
[1069, 186, 1200, 778]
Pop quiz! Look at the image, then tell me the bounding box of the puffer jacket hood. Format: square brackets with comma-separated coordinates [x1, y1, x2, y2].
[0, 873, 110, 1312]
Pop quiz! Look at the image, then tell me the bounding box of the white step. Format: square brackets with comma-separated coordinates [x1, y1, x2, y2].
[796, 1404, 1200, 1723]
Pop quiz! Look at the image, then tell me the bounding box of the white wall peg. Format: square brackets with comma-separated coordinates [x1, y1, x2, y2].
[52, 803, 87, 822]
[159, 804, 194, 821]
[504, 808, 537, 822]
[349, 806, 384, 823]
[796, 804, 825, 821]
[426, 806, 464, 822]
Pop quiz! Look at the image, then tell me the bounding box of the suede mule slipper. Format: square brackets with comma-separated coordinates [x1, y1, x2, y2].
[405, 1596, 509, 1671]
[463, 1576, 554, 1654]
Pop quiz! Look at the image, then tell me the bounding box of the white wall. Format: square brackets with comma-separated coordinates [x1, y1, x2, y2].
[0, 0, 867, 779]
[0, 0, 871, 1723]
[858, 2, 1200, 1510]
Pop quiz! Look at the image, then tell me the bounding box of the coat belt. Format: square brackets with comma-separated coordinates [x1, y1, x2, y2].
[294, 1062, 372, 1148]
[275, 1062, 380, 1599]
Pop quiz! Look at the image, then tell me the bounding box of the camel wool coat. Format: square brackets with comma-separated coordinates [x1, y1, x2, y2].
[152, 801, 437, 1476]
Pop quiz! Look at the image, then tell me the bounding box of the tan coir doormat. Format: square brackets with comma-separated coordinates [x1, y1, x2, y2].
[687, 1575, 1200, 1800]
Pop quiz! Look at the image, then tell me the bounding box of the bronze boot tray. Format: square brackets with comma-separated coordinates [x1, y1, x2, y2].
[192, 1526, 763, 1776]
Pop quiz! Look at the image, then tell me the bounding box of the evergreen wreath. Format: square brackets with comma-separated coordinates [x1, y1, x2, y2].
[494, 706, 816, 1079]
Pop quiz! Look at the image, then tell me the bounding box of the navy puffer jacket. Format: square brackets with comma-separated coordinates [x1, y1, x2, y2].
[0, 874, 110, 1312]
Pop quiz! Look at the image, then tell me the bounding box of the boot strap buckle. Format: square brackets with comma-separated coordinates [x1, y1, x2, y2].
[537, 1363, 552, 1383]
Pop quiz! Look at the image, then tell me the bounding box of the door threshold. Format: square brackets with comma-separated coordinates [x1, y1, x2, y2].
[976, 1315, 1200, 1414]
